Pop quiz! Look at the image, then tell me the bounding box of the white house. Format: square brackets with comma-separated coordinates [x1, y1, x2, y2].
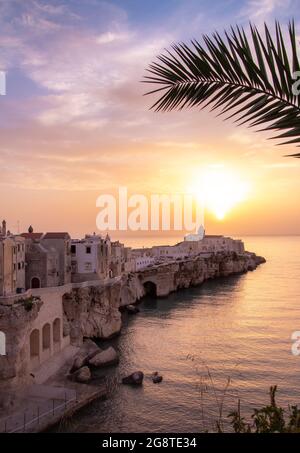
[71, 233, 111, 282]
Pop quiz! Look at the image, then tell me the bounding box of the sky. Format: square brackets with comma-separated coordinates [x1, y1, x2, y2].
[0, 0, 300, 240]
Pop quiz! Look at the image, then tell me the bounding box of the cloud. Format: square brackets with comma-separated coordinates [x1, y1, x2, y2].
[240, 0, 290, 21]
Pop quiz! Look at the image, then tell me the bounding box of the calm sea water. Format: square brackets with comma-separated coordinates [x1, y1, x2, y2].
[59, 236, 300, 432]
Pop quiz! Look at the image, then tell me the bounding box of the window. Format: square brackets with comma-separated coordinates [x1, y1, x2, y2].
[42, 324, 50, 350]
[18, 262, 21, 270]
[85, 262, 92, 271]
[53, 319, 61, 344]
[30, 330, 39, 358]
[86, 246, 91, 254]
[0, 331, 6, 356]
[71, 244, 76, 254]
[17, 244, 20, 252]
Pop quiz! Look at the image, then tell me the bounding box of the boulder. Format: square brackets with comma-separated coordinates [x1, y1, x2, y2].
[72, 366, 91, 383]
[81, 339, 101, 357]
[70, 355, 86, 373]
[88, 346, 119, 368]
[126, 304, 140, 315]
[152, 375, 163, 384]
[122, 371, 144, 386]
[70, 339, 102, 373]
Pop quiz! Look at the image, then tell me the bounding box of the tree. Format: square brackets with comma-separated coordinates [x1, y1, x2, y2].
[144, 21, 300, 157]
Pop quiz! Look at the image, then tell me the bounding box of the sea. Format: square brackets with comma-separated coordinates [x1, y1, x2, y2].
[56, 236, 300, 433]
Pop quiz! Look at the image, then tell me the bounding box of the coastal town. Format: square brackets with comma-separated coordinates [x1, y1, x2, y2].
[0, 220, 245, 296]
[0, 220, 264, 432]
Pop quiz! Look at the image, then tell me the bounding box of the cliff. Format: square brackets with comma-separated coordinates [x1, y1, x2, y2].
[62, 251, 265, 343]
[0, 250, 265, 410]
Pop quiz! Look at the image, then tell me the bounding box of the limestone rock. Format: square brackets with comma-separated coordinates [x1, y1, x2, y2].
[63, 284, 122, 344]
[122, 371, 144, 385]
[70, 339, 102, 372]
[73, 366, 91, 383]
[152, 375, 163, 384]
[126, 304, 140, 315]
[88, 346, 119, 368]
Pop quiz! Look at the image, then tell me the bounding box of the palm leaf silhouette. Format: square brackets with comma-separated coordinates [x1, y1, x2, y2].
[144, 21, 300, 157]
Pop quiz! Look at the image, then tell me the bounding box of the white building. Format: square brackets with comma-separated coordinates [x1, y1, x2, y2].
[184, 225, 205, 241]
[131, 248, 155, 271]
[71, 233, 111, 282]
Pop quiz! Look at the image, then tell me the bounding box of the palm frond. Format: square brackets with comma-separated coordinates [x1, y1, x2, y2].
[144, 21, 300, 157]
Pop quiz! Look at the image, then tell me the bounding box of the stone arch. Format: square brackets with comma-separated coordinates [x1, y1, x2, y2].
[31, 277, 41, 289]
[143, 281, 157, 297]
[0, 331, 6, 356]
[30, 329, 40, 359]
[42, 323, 51, 351]
[53, 318, 61, 353]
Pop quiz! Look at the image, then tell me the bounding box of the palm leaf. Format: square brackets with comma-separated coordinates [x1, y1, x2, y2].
[144, 21, 300, 157]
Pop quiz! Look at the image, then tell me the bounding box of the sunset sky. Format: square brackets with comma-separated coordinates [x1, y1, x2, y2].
[1, 0, 300, 239]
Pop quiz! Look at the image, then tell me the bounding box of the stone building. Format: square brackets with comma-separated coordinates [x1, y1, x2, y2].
[21, 229, 71, 289]
[131, 248, 155, 270]
[0, 220, 25, 296]
[22, 240, 60, 289]
[71, 233, 111, 282]
[41, 233, 71, 286]
[201, 235, 245, 253]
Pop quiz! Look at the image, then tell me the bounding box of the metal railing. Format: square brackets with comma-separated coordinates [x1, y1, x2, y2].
[1, 390, 77, 433]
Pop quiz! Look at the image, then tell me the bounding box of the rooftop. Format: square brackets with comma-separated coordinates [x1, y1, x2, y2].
[43, 232, 71, 239]
[21, 233, 43, 240]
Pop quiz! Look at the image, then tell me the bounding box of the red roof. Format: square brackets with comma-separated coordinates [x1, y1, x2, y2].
[21, 233, 43, 240]
[43, 232, 70, 239]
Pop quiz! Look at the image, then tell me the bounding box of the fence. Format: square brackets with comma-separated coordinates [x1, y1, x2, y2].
[0, 389, 77, 433]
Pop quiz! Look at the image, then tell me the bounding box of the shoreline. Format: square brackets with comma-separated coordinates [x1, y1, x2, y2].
[0, 250, 266, 433]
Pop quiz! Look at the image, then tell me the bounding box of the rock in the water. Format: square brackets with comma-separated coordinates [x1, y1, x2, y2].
[126, 304, 140, 315]
[88, 346, 119, 368]
[152, 375, 163, 384]
[122, 371, 144, 385]
[73, 366, 91, 383]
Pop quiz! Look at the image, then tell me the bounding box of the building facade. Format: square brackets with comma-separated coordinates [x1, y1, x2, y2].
[41, 233, 72, 286]
[0, 221, 25, 296]
[71, 233, 111, 282]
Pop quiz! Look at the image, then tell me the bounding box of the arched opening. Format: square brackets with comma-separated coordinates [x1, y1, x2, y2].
[42, 323, 51, 351]
[143, 281, 157, 297]
[30, 329, 40, 363]
[31, 277, 41, 289]
[53, 318, 61, 353]
[0, 331, 6, 356]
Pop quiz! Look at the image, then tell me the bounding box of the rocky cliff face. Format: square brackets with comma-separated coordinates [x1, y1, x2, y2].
[62, 282, 123, 345]
[62, 251, 265, 344]
[0, 251, 265, 408]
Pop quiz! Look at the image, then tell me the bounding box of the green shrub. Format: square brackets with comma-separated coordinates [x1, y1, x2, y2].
[228, 386, 300, 433]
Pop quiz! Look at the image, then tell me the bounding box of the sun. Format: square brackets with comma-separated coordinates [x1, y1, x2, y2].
[188, 166, 250, 220]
